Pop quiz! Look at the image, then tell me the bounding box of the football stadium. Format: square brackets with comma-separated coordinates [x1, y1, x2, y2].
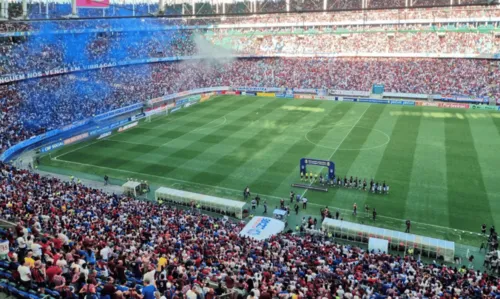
[1, 0, 500, 298]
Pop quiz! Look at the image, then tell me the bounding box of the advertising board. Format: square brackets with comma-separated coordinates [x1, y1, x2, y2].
[64, 132, 89, 145]
[390, 100, 415, 106]
[117, 122, 138, 133]
[256, 92, 276, 97]
[358, 99, 389, 104]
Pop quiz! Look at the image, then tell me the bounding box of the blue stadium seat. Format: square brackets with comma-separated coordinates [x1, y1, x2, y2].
[0, 279, 8, 290]
[0, 261, 10, 269]
[45, 289, 60, 298]
[19, 290, 31, 299]
[29, 293, 41, 299]
[8, 283, 19, 297]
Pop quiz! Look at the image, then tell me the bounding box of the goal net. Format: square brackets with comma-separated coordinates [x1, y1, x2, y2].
[145, 106, 168, 123]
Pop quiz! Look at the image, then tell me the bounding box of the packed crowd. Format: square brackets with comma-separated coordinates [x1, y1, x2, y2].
[2, 24, 500, 77]
[0, 30, 198, 76]
[207, 30, 500, 55]
[1, 4, 499, 33]
[1, 57, 498, 155]
[0, 161, 499, 298]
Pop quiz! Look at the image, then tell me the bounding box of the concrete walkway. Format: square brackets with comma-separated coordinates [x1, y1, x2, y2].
[35, 169, 124, 194]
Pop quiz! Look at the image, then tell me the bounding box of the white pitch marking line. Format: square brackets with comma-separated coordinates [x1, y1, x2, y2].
[192, 116, 227, 133]
[160, 116, 227, 147]
[47, 157, 480, 237]
[300, 105, 370, 198]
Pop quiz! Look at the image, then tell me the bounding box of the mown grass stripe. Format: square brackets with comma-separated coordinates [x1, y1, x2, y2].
[188, 100, 325, 187]
[88, 97, 261, 171]
[370, 106, 422, 220]
[464, 114, 500, 230]
[133, 98, 290, 178]
[444, 115, 494, 231]
[216, 100, 340, 193]
[266, 105, 379, 198]
[405, 115, 449, 227]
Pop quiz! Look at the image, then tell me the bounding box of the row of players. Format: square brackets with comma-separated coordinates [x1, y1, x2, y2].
[301, 172, 390, 194]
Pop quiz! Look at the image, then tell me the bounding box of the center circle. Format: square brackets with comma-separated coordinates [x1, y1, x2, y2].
[304, 125, 390, 151]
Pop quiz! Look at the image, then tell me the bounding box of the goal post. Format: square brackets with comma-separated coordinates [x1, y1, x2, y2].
[144, 104, 169, 123]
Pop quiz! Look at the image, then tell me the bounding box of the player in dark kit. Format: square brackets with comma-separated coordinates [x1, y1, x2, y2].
[372, 208, 377, 221]
[290, 191, 295, 203]
[406, 220, 411, 233]
[243, 186, 250, 200]
[353, 203, 357, 216]
[363, 179, 367, 191]
[482, 224, 487, 235]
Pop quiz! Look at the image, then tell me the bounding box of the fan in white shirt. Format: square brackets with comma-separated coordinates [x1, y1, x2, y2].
[100, 246, 112, 261]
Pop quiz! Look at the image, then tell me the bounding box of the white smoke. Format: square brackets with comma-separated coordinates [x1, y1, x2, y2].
[192, 33, 236, 65]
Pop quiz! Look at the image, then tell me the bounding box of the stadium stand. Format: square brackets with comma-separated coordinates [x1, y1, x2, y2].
[0, 161, 499, 298]
[5, 0, 492, 18]
[1, 57, 499, 155]
[0, 1, 500, 298]
[1, 24, 500, 75]
[1, 4, 500, 32]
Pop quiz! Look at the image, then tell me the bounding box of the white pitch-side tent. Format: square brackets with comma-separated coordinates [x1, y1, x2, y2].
[155, 187, 246, 219]
[322, 218, 455, 262]
[122, 181, 142, 197]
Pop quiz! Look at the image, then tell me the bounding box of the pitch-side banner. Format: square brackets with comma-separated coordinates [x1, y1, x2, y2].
[239, 217, 285, 241]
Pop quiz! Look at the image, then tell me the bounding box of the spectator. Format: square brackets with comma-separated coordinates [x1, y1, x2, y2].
[142, 279, 156, 299]
[79, 278, 98, 299]
[18, 257, 32, 289]
[45, 260, 62, 283]
[101, 277, 117, 299]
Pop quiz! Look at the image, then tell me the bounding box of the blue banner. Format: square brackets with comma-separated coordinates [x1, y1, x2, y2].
[171, 107, 182, 113]
[236, 87, 281, 92]
[342, 98, 358, 102]
[358, 99, 389, 104]
[40, 141, 65, 153]
[390, 100, 415, 106]
[176, 99, 189, 106]
[275, 94, 294, 99]
[93, 103, 143, 122]
[440, 95, 488, 104]
[89, 119, 128, 136]
[41, 119, 130, 153]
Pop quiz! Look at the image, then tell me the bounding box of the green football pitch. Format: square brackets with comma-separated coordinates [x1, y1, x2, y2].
[40, 95, 500, 246]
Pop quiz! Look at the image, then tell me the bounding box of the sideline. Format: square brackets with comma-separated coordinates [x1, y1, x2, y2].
[47, 156, 482, 237]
